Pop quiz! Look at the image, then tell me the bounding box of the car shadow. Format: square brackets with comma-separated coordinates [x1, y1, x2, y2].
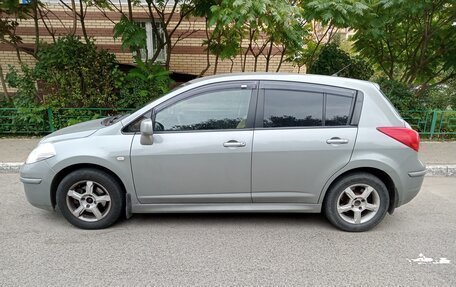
[121, 212, 334, 230]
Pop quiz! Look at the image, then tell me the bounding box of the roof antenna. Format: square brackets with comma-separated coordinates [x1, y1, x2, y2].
[331, 63, 351, 77]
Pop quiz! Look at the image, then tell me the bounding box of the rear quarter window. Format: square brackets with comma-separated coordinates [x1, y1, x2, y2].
[325, 94, 354, 126]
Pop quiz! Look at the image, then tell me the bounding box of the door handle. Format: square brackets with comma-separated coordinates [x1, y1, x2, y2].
[326, 137, 349, 145]
[223, 140, 246, 148]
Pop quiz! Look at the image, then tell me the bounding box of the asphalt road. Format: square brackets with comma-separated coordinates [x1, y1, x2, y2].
[1, 174, 455, 286]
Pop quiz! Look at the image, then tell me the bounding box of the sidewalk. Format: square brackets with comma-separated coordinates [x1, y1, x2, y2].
[0, 137, 455, 175]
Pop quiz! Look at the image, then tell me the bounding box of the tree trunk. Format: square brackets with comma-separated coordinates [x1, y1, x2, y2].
[265, 40, 273, 72]
[0, 64, 11, 101]
[32, 0, 40, 56]
[15, 48, 23, 64]
[79, 0, 89, 43]
[199, 19, 211, 77]
[213, 54, 219, 74]
[127, 0, 134, 21]
[164, 33, 172, 69]
[276, 46, 286, 72]
[70, 0, 77, 35]
[253, 55, 259, 72]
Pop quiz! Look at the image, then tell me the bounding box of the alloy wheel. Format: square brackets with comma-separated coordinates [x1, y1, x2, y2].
[66, 180, 112, 222]
[336, 184, 380, 224]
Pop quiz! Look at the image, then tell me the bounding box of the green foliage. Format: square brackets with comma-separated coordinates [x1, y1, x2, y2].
[308, 43, 374, 80]
[113, 15, 147, 54]
[351, 0, 456, 86]
[206, 0, 307, 70]
[118, 60, 173, 108]
[34, 35, 123, 108]
[301, 0, 369, 27]
[5, 64, 38, 108]
[0, 0, 33, 46]
[287, 0, 370, 71]
[421, 79, 456, 110]
[377, 78, 419, 113]
[4, 65, 47, 133]
[2, 35, 172, 133]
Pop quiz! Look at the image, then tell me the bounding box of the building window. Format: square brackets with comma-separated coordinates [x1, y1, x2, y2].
[137, 22, 166, 63]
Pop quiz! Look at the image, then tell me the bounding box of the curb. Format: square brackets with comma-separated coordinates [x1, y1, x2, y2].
[425, 165, 456, 177]
[0, 162, 23, 173]
[1, 162, 456, 177]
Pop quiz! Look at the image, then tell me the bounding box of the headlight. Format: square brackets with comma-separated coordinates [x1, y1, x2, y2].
[26, 143, 56, 164]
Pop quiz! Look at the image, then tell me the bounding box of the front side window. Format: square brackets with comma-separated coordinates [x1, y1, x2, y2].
[155, 89, 252, 131]
[263, 90, 323, 128]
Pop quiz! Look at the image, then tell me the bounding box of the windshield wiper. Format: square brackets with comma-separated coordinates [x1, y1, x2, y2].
[102, 114, 126, 126]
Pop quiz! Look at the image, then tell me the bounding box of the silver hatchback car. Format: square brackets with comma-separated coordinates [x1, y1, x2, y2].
[20, 73, 426, 231]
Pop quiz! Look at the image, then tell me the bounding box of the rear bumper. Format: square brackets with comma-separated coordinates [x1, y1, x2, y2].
[20, 161, 55, 210]
[396, 168, 426, 207]
[408, 170, 427, 177]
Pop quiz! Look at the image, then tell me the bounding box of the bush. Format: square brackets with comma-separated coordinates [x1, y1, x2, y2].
[35, 35, 123, 108]
[377, 78, 420, 112]
[4, 65, 48, 134]
[2, 36, 173, 133]
[420, 79, 456, 110]
[118, 60, 173, 108]
[308, 43, 374, 81]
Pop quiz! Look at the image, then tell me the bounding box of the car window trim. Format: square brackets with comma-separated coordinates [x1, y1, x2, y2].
[350, 91, 364, 126]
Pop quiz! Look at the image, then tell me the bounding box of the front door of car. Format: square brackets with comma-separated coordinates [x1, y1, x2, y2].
[251, 81, 360, 204]
[130, 82, 258, 204]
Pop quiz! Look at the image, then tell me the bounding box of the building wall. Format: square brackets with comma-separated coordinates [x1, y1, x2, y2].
[0, 3, 300, 93]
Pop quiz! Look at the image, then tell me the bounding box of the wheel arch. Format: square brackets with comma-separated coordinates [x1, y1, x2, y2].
[320, 167, 398, 214]
[50, 163, 127, 209]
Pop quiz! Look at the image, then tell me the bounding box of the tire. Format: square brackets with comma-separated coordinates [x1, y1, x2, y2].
[323, 172, 389, 232]
[56, 168, 124, 229]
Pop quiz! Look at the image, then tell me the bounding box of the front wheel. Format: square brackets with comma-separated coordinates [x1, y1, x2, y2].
[56, 169, 124, 229]
[324, 172, 389, 232]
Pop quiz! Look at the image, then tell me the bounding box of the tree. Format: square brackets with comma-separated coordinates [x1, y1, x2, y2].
[201, 0, 306, 73]
[351, 0, 456, 92]
[0, 0, 37, 58]
[290, 0, 370, 71]
[308, 43, 373, 80]
[101, 0, 199, 67]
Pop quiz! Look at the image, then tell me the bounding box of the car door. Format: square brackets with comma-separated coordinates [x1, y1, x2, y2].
[252, 81, 360, 204]
[130, 81, 258, 204]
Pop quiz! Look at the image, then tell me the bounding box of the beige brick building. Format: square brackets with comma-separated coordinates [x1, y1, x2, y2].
[0, 1, 308, 93]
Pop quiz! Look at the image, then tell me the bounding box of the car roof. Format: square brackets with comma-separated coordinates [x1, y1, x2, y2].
[186, 73, 378, 91]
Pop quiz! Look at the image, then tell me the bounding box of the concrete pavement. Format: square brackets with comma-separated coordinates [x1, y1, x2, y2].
[0, 137, 455, 175]
[1, 174, 455, 286]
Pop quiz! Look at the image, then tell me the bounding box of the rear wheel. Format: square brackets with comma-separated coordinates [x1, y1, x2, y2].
[56, 169, 124, 229]
[324, 172, 389, 232]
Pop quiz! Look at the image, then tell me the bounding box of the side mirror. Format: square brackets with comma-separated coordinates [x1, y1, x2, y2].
[140, 118, 153, 145]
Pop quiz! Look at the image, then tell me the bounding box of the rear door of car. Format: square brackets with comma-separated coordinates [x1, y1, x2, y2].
[251, 81, 361, 204]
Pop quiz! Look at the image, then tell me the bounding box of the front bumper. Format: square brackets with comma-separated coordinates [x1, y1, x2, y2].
[20, 160, 56, 210]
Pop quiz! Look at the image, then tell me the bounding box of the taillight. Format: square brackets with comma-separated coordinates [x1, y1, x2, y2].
[377, 127, 420, 152]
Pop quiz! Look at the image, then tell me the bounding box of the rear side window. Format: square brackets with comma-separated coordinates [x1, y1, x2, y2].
[325, 94, 354, 126]
[263, 90, 323, 128]
[261, 88, 355, 128]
